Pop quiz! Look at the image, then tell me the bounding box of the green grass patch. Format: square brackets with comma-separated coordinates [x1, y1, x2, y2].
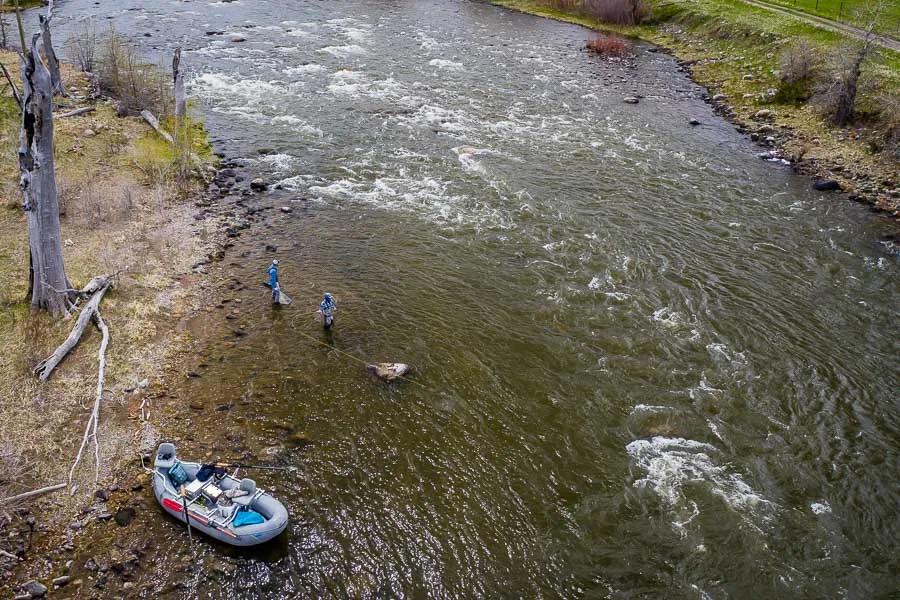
[758, 0, 900, 32]
[0, 0, 44, 12]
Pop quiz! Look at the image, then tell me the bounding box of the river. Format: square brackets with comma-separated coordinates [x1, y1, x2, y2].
[38, 0, 899, 597]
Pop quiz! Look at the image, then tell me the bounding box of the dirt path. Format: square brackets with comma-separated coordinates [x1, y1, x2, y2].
[741, 0, 900, 51]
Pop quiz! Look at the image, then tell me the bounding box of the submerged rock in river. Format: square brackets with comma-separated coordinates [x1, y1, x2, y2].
[367, 363, 412, 382]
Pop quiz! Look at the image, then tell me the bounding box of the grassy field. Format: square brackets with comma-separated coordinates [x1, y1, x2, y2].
[759, 0, 900, 32]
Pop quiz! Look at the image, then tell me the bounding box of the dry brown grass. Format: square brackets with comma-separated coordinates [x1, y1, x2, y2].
[0, 49, 218, 521]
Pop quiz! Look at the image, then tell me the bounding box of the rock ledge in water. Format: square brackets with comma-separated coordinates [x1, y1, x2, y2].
[366, 363, 412, 382]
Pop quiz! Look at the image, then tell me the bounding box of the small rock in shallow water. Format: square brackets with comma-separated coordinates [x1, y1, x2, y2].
[229, 34, 246, 43]
[623, 96, 639, 104]
[250, 178, 268, 192]
[689, 118, 700, 126]
[280, 206, 292, 213]
[813, 179, 841, 191]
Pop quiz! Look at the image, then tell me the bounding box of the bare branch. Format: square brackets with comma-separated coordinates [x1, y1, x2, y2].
[0, 63, 21, 108]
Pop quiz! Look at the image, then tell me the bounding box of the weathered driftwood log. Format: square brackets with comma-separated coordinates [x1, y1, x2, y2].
[366, 363, 412, 382]
[140, 109, 174, 144]
[67, 311, 109, 490]
[33, 275, 112, 381]
[0, 483, 66, 505]
[58, 106, 95, 118]
[20, 32, 72, 315]
[173, 47, 186, 119]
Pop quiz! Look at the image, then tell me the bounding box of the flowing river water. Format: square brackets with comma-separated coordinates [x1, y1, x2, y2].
[37, 0, 899, 597]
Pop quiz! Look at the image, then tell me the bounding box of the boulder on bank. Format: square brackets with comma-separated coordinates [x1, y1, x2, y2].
[366, 363, 412, 382]
[813, 179, 842, 191]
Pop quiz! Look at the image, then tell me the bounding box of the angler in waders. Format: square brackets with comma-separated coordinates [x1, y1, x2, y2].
[268, 260, 280, 303]
[320, 292, 336, 329]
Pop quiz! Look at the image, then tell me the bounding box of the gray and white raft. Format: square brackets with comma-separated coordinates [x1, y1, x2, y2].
[152, 443, 289, 546]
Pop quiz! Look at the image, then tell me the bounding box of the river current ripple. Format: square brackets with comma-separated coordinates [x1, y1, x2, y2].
[43, 0, 899, 597]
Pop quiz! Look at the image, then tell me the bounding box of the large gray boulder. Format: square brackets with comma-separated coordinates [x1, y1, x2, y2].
[366, 363, 412, 382]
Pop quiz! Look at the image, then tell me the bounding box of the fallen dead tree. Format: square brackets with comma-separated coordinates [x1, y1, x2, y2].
[57, 106, 95, 118]
[0, 483, 66, 506]
[33, 275, 112, 381]
[33, 275, 114, 492]
[140, 109, 174, 144]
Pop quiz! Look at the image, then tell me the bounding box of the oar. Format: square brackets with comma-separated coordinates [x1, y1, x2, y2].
[179, 486, 192, 542]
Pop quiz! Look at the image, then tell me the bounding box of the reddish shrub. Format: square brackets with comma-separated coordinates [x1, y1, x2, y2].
[585, 35, 629, 56]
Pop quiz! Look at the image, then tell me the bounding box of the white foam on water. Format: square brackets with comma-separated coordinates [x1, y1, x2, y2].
[626, 437, 774, 525]
[429, 59, 464, 71]
[810, 501, 831, 515]
[270, 115, 324, 137]
[191, 72, 291, 102]
[283, 64, 325, 76]
[286, 29, 314, 38]
[342, 27, 371, 42]
[706, 343, 731, 362]
[453, 146, 496, 175]
[651, 306, 683, 328]
[631, 404, 677, 415]
[318, 44, 367, 57]
[255, 153, 296, 174]
[306, 174, 511, 231]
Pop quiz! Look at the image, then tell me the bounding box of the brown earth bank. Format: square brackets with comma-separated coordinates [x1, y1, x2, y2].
[0, 48, 274, 597]
[491, 0, 900, 222]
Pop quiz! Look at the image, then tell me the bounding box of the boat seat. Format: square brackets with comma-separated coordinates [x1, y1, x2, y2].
[155, 443, 176, 469]
[232, 478, 257, 507]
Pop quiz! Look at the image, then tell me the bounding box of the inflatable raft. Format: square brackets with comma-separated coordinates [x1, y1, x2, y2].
[152, 443, 288, 546]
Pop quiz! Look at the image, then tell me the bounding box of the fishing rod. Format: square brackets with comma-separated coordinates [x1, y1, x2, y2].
[215, 462, 296, 471]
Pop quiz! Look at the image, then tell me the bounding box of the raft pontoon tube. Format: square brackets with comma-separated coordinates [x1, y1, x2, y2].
[152, 443, 288, 546]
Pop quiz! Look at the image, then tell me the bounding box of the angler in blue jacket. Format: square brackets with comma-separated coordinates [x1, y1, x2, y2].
[320, 292, 336, 329]
[267, 260, 280, 303]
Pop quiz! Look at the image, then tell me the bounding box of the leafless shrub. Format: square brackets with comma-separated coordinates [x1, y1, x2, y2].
[775, 39, 820, 102]
[585, 35, 630, 56]
[97, 27, 172, 117]
[65, 19, 99, 73]
[780, 40, 819, 85]
[583, 0, 649, 25]
[813, 42, 871, 126]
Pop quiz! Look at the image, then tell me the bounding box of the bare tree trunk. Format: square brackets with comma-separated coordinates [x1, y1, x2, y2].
[832, 51, 864, 126]
[20, 32, 72, 316]
[173, 47, 186, 119]
[38, 14, 65, 96]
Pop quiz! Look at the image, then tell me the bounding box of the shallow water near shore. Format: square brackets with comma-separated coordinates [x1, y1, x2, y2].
[37, 0, 899, 597]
